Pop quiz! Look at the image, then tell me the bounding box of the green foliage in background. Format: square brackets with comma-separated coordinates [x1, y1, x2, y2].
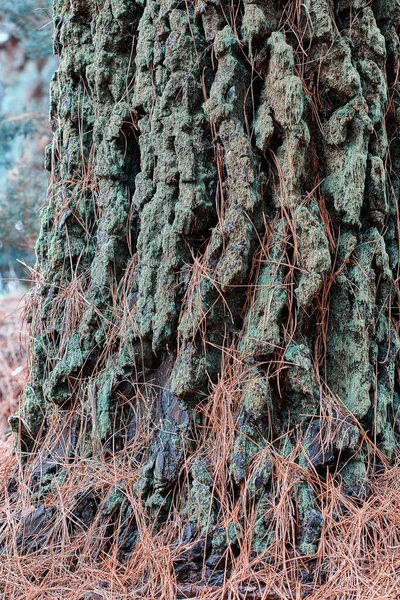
[1, 0, 52, 58]
[0, 0, 54, 289]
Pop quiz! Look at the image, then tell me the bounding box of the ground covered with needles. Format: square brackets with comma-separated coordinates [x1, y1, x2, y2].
[0, 293, 26, 440]
[1, 393, 400, 599]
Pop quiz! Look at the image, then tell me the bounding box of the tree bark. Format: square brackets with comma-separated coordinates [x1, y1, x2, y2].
[10, 0, 400, 591]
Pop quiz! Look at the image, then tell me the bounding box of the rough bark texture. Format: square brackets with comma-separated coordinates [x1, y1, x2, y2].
[11, 0, 400, 591]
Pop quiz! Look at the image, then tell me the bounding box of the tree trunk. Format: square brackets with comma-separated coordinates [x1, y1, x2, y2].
[9, 0, 400, 595]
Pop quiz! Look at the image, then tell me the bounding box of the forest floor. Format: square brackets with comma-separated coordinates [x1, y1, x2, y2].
[0, 292, 26, 443]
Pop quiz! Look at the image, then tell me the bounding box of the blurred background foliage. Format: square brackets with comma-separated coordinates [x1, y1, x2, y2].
[0, 0, 56, 291]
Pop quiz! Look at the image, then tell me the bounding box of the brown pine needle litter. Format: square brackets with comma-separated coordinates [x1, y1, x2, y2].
[0, 396, 400, 599]
[0, 293, 27, 439]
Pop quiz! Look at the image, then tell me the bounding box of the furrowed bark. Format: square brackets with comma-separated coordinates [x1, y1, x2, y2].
[11, 0, 400, 588]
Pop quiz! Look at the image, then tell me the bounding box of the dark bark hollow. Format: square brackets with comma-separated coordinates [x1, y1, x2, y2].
[12, 0, 400, 588]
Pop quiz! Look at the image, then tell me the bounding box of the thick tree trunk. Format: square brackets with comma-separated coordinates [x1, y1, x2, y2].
[9, 0, 400, 595]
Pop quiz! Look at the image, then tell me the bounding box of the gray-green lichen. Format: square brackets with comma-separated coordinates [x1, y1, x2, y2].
[241, 221, 287, 360]
[295, 204, 331, 307]
[326, 228, 394, 419]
